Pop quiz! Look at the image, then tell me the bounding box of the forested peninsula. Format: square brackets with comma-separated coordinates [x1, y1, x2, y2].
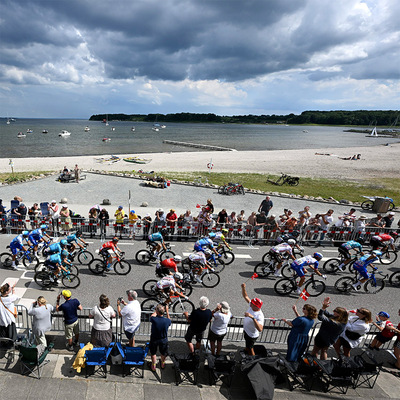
[89, 110, 399, 126]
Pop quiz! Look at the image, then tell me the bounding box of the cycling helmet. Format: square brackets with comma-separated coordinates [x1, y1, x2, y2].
[287, 239, 296, 245]
[112, 236, 119, 242]
[208, 232, 216, 239]
[392, 232, 399, 237]
[204, 248, 212, 255]
[160, 228, 167, 236]
[40, 224, 47, 230]
[60, 239, 68, 247]
[372, 250, 382, 257]
[174, 255, 182, 262]
[221, 228, 228, 234]
[378, 311, 390, 318]
[61, 249, 69, 257]
[22, 230, 29, 236]
[291, 230, 300, 238]
[75, 229, 82, 236]
[355, 238, 365, 245]
[174, 272, 183, 280]
[313, 252, 323, 260]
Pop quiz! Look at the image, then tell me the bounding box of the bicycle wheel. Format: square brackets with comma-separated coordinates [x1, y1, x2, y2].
[34, 271, 52, 288]
[142, 279, 158, 296]
[22, 254, 39, 269]
[290, 178, 300, 186]
[212, 257, 225, 273]
[361, 200, 374, 210]
[160, 250, 175, 262]
[77, 250, 94, 265]
[172, 299, 195, 314]
[0, 252, 12, 268]
[135, 249, 152, 264]
[334, 276, 355, 293]
[323, 258, 340, 273]
[218, 186, 225, 194]
[34, 262, 46, 273]
[114, 260, 131, 275]
[181, 282, 193, 297]
[378, 250, 398, 265]
[388, 202, 395, 211]
[281, 263, 294, 278]
[201, 271, 220, 288]
[261, 252, 272, 264]
[274, 278, 294, 296]
[254, 262, 273, 277]
[62, 273, 81, 289]
[240, 186, 245, 194]
[88, 258, 106, 275]
[293, 248, 304, 258]
[389, 271, 400, 287]
[305, 279, 326, 297]
[141, 298, 160, 312]
[221, 250, 235, 265]
[65, 264, 79, 276]
[364, 278, 385, 294]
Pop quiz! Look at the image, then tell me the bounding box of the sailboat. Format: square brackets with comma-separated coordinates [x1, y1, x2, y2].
[106, 114, 109, 126]
[370, 126, 378, 137]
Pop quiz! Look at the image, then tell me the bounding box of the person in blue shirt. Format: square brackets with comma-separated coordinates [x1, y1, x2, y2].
[66, 230, 87, 252]
[28, 224, 51, 254]
[44, 250, 72, 284]
[352, 251, 381, 291]
[43, 239, 68, 257]
[9, 230, 30, 269]
[148, 229, 167, 256]
[337, 239, 364, 271]
[290, 253, 326, 294]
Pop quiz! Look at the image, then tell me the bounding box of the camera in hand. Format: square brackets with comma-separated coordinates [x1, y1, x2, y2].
[117, 297, 123, 303]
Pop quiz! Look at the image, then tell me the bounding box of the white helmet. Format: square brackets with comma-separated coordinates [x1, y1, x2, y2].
[287, 239, 296, 245]
[174, 255, 182, 262]
[174, 272, 183, 280]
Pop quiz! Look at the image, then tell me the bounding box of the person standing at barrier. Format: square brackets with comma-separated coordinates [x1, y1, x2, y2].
[28, 296, 54, 346]
[310, 297, 347, 360]
[0, 282, 19, 345]
[184, 296, 213, 354]
[241, 283, 264, 356]
[89, 294, 116, 347]
[282, 304, 317, 362]
[117, 290, 141, 347]
[56, 290, 83, 351]
[149, 303, 171, 371]
[208, 301, 232, 356]
[391, 309, 400, 370]
[258, 196, 273, 217]
[368, 311, 400, 351]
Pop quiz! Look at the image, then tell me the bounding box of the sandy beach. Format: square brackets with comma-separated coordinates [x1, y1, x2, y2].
[1, 143, 399, 181]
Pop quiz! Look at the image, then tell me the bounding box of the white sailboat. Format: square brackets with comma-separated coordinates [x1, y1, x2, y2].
[370, 126, 378, 137]
[106, 114, 109, 126]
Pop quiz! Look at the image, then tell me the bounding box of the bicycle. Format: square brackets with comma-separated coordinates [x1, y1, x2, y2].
[267, 173, 300, 186]
[206, 252, 225, 273]
[218, 182, 245, 195]
[142, 277, 193, 297]
[34, 265, 80, 289]
[67, 245, 94, 265]
[0, 246, 39, 269]
[389, 270, 400, 287]
[180, 259, 221, 288]
[261, 247, 303, 264]
[361, 196, 395, 211]
[274, 272, 326, 297]
[215, 243, 235, 265]
[35, 259, 79, 276]
[193, 176, 209, 186]
[88, 251, 131, 275]
[334, 268, 388, 294]
[135, 242, 175, 264]
[376, 249, 398, 265]
[141, 292, 195, 313]
[322, 253, 359, 274]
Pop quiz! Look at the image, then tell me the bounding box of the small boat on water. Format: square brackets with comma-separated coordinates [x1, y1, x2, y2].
[161, 125, 166, 129]
[95, 155, 121, 164]
[131, 127, 136, 132]
[123, 156, 152, 164]
[152, 127, 159, 132]
[26, 129, 33, 133]
[42, 129, 48, 134]
[59, 130, 71, 137]
[302, 129, 309, 133]
[102, 137, 111, 142]
[17, 132, 26, 138]
[84, 126, 90, 132]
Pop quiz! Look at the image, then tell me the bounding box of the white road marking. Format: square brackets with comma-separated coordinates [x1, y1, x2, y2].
[182, 252, 251, 259]
[237, 246, 259, 250]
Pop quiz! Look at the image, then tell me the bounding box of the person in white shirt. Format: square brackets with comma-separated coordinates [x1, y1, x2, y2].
[208, 301, 232, 355]
[117, 290, 141, 347]
[89, 294, 116, 347]
[241, 283, 264, 355]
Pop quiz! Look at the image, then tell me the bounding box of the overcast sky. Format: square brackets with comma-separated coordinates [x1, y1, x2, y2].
[1, 0, 399, 118]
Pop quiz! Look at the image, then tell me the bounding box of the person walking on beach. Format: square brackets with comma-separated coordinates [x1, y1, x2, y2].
[74, 164, 80, 183]
[258, 196, 273, 217]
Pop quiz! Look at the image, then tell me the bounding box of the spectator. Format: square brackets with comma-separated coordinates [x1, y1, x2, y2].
[334, 308, 372, 358]
[128, 209, 138, 239]
[56, 290, 83, 351]
[369, 311, 400, 350]
[237, 209, 246, 223]
[203, 199, 214, 214]
[283, 304, 317, 362]
[28, 203, 41, 229]
[247, 211, 257, 226]
[216, 208, 228, 226]
[98, 208, 109, 235]
[183, 210, 193, 225]
[258, 196, 273, 217]
[256, 211, 267, 226]
[228, 211, 238, 225]
[310, 297, 347, 360]
[149, 304, 171, 371]
[154, 208, 166, 228]
[383, 212, 395, 228]
[12, 202, 27, 229]
[166, 208, 178, 234]
[114, 206, 125, 235]
[298, 206, 311, 227]
[264, 215, 279, 241]
[367, 214, 386, 228]
[283, 216, 298, 231]
[391, 308, 400, 370]
[184, 296, 213, 354]
[197, 207, 213, 234]
[0, 200, 6, 232]
[74, 164, 80, 183]
[208, 301, 232, 356]
[89, 294, 116, 347]
[48, 200, 60, 233]
[279, 209, 293, 221]
[319, 209, 334, 243]
[0, 282, 19, 344]
[88, 207, 98, 237]
[354, 215, 368, 237]
[117, 290, 141, 347]
[343, 208, 357, 223]
[28, 296, 54, 346]
[60, 205, 72, 234]
[241, 283, 264, 355]
[142, 213, 152, 236]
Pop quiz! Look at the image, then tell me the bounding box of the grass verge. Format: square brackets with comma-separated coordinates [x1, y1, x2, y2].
[0, 172, 52, 184]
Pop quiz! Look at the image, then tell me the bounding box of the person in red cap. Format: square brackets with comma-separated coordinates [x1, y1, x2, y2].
[241, 283, 264, 355]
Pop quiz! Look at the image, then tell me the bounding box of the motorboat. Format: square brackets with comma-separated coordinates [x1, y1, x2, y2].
[111, 127, 115, 131]
[26, 129, 33, 133]
[17, 132, 26, 138]
[59, 130, 71, 137]
[152, 127, 159, 132]
[84, 126, 90, 132]
[302, 130, 309, 133]
[131, 127, 136, 132]
[161, 125, 166, 129]
[102, 137, 111, 142]
[42, 129, 48, 134]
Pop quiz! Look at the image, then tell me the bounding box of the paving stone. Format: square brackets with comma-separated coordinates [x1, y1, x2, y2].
[144, 383, 173, 400]
[0, 375, 34, 400]
[116, 382, 144, 398]
[56, 379, 88, 400]
[86, 380, 116, 400]
[27, 377, 60, 400]
[171, 384, 201, 400]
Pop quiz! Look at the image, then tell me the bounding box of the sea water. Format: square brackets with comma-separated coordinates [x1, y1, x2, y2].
[0, 119, 396, 158]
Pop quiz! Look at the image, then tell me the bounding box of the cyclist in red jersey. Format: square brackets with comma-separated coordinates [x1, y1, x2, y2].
[370, 233, 397, 252]
[156, 255, 182, 277]
[100, 237, 122, 270]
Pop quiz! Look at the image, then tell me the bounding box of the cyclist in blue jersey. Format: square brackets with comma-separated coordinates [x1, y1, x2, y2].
[148, 229, 167, 256]
[194, 233, 219, 256]
[9, 230, 30, 270]
[337, 238, 364, 271]
[44, 249, 73, 284]
[28, 224, 51, 255]
[290, 253, 326, 294]
[43, 239, 68, 257]
[351, 251, 382, 291]
[66, 230, 87, 252]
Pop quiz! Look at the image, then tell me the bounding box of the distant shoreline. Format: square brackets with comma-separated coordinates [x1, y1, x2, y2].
[1, 143, 399, 181]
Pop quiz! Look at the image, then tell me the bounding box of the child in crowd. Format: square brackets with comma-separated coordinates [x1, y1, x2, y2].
[369, 311, 400, 350]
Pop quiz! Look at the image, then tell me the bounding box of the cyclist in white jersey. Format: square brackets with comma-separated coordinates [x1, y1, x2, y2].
[269, 239, 297, 277]
[188, 251, 212, 283]
[155, 273, 187, 302]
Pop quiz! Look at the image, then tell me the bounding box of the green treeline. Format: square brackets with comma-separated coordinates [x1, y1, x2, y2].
[89, 110, 399, 126]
